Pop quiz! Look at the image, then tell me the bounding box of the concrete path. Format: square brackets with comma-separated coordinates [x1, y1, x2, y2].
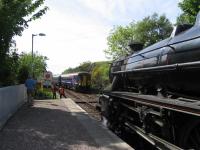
[0, 99, 133, 150]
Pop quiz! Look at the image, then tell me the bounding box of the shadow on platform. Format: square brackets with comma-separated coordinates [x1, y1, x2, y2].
[0, 101, 99, 150]
[0, 100, 132, 150]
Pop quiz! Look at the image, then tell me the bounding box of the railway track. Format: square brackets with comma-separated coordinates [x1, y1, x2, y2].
[64, 89, 101, 120]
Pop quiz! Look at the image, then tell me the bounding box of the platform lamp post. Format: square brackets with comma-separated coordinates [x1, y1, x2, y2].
[31, 33, 46, 77]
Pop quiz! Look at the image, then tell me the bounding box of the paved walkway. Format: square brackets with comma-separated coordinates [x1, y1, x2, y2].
[0, 99, 133, 150]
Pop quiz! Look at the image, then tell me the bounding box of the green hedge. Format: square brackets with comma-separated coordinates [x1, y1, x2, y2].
[34, 88, 53, 100]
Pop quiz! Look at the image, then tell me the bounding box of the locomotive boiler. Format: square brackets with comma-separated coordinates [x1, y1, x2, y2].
[110, 12, 200, 99]
[100, 12, 200, 150]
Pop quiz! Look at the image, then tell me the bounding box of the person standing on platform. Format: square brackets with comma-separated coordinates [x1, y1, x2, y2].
[25, 76, 36, 106]
[59, 86, 66, 99]
[51, 83, 57, 99]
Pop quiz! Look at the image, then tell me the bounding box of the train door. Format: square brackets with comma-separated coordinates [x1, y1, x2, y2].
[82, 75, 87, 87]
[86, 74, 91, 88]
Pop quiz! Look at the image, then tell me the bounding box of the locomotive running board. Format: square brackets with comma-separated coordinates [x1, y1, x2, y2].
[105, 91, 200, 116]
[125, 122, 183, 150]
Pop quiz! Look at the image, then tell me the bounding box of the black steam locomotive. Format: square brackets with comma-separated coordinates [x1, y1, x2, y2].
[110, 12, 200, 99]
[100, 12, 200, 150]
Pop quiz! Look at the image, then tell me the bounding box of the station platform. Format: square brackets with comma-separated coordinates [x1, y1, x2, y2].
[0, 99, 133, 150]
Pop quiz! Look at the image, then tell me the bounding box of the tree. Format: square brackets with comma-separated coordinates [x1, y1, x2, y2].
[0, 47, 19, 86]
[0, 0, 48, 54]
[91, 62, 110, 90]
[63, 61, 93, 74]
[105, 24, 136, 59]
[105, 13, 173, 59]
[17, 65, 29, 84]
[177, 0, 200, 24]
[18, 52, 48, 81]
[134, 13, 173, 47]
[0, 0, 48, 86]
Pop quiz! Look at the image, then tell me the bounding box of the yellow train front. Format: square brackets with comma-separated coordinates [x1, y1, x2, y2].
[61, 72, 91, 91]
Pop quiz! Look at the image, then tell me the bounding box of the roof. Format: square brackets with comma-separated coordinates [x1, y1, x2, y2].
[61, 72, 90, 78]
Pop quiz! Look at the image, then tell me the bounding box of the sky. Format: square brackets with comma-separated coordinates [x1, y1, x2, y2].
[15, 0, 182, 75]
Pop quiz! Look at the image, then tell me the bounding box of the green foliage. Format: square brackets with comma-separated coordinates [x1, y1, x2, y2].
[18, 52, 48, 80]
[0, 0, 48, 86]
[91, 62, 110, 90]
[17, 65, 29, 84]
[0, 47, 19, 86]
[0, 0, 48, 54]
[35, 88, 53, 100]
[105, 13, 173, 59]
[177, 0, 200, 24]
[63, 61, 93, 74]
[105, 25, 136, 59]
[134, 13, 173, 47]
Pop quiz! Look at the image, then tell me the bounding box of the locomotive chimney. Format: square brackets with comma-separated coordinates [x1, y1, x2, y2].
[129, 42, 144, 52]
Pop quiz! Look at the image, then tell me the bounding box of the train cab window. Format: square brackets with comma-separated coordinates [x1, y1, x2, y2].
[76, 76, 80, 81]
[195, 12, 200, 26]
[171, 24, 193, 37]
[74, 75, 79, 81]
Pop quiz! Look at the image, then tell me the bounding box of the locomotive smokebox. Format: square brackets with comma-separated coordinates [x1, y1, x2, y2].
[128, 42, 144, 52]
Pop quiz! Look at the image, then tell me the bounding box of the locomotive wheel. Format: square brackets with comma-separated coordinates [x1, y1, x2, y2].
[179, 119, 200, 149]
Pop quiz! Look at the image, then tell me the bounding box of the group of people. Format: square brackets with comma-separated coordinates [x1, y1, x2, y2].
[25, 76, 67, 106]
[51, 84, 66, 99]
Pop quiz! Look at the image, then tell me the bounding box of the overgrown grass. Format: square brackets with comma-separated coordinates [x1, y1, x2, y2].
[34, 88, 53, 100]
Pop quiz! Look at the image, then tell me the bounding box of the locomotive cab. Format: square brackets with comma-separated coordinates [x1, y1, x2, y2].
[170, 24, 193, 37]
[195, 11, 200, 26]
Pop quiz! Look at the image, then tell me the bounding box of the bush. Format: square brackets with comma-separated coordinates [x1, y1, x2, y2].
[34, 88, 53, 100]
[91, 62, 110, 90]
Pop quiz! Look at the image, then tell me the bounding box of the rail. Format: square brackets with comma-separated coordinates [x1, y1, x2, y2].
[64, 89, 100, 120]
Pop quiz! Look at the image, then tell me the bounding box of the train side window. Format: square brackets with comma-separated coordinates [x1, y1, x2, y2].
[170, 24, 193, 37]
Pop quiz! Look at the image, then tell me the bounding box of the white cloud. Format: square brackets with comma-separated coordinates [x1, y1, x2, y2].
[78, 0, 115, 18]
[77, 0, 181, 25]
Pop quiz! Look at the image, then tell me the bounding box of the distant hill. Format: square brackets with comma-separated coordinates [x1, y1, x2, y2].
[62, 61, 111, 89]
